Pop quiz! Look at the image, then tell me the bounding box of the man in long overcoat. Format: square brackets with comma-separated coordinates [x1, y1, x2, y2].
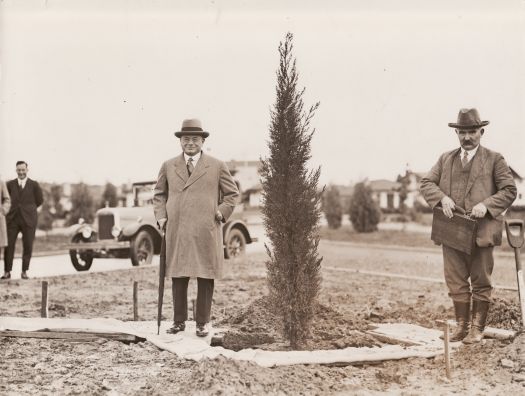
[153, 119, 239, 336]
[420, 108, 516, 344]
[2, 161, 43, 280]
[0, 177, 11, 263]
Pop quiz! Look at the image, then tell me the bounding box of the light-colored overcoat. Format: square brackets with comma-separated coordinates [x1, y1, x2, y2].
[0, 180, 11, 247]
[420, 145, 517, 247]
[153, 153, 239, 279]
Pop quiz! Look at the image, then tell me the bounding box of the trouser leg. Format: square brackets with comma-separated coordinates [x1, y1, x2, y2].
[470, 247, 494, 303]
[4, 222, 21, 272]
[172, 277, 189, 323]
[442, 245, 471, 303]
[195, 277, 214, 324]
[21, 225, 36, 272]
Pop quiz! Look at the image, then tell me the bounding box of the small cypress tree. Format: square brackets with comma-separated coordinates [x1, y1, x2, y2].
[260, 33, 323, 349]
[348, 182, 381, 233]
[322, 185, 343, 229]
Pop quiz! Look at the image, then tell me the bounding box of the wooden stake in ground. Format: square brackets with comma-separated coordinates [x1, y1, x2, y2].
[41, 281, 48, 318]
[436, 320, 452, 379]
[133, 281, 139, 321]
[443, 321, 451, 379]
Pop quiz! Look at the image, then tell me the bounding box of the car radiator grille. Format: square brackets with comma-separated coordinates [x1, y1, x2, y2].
[98, 214, 114, 240]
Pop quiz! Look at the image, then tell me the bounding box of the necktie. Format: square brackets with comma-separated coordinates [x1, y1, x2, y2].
[187, 157, 194, 176]
[461, 151, 469, 167]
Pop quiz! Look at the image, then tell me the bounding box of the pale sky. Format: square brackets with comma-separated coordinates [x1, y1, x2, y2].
[1, 0, 524, 186]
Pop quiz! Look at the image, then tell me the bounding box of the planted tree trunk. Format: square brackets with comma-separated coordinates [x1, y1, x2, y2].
[260, 33, 323, 349]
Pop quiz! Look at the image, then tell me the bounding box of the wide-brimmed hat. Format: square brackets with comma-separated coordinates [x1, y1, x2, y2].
[174, 119, 210, 138]
[448, 108, 489, 129]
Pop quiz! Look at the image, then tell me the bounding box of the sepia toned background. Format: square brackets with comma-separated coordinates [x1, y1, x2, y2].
[1, 0, 523, 188]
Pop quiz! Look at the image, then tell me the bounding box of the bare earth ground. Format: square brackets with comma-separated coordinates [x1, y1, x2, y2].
[1, 240, 525, 395]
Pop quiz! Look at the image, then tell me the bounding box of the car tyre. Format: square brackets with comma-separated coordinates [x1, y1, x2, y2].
[69, 234, 94, 271]
[130, 230, 154, 266]
[224, 228, 246, 259]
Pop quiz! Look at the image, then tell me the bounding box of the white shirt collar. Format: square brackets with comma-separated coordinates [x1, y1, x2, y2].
[18, 178, 27, 187]
[460, 145, 479, 163]
[184, 151, 202, 165]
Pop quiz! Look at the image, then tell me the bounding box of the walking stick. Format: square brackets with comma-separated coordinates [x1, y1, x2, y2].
[505, 219, 525, 329]
[157, 233, 166, 335]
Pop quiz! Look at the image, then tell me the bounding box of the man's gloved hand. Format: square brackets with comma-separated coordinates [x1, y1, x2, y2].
[158, 218, 167, 233]
[471, 202, 488, 218]
[441, 196, 456, 218]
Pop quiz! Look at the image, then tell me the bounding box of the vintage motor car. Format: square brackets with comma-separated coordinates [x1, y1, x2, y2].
[67, 181, 257, 271]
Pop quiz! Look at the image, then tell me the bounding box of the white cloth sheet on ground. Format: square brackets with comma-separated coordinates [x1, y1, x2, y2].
[0, 317, 459, 367]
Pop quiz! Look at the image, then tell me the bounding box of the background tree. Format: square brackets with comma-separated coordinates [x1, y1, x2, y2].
[348, 182, 381, 232]
[260, 33, 323, 349]
[37, 186, 54, 231]
[322, 185, 343, 229]
[68, 183, 95, 225]
[396, 171, 410, 214]
[50, 183, 65, 219]
[101, 182, 118, 208]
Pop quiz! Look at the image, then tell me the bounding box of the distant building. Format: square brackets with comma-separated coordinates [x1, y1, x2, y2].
[367, 179, 402, 211]
[226, 160, 262, 207]
[399, 170, 428, 209]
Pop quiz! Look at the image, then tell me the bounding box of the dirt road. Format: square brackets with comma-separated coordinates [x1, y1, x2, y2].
[1, 241, 524, 394]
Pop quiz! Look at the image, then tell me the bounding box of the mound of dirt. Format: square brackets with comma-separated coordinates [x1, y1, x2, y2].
[218, 296, 379, 351]
[487, 298, 522, 330]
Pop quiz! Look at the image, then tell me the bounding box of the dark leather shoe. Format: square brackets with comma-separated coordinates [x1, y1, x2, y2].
[166, 322, 186, 334]
[1, 272, 11, 280]
[21, 272, 29, 280]
[196, 323, 210, 337]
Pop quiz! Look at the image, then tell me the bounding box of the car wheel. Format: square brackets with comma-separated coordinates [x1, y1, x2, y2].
[130, 230, 154, 266]
[69, 234, 94, 271]
[225, 228, 246, 259]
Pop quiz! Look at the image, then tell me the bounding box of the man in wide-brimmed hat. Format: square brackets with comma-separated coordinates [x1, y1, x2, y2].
[153, 119, 239, 337]
[420, 108, 516, 343]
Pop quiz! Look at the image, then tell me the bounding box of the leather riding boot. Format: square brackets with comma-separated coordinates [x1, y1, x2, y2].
[441, 300, 470, 342]
[462, 300, 490, 344]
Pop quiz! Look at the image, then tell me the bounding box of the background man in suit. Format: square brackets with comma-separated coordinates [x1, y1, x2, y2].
[2, 161, 44, 280]
[153, 119, 239, 337]
[420, 108, 516, 344]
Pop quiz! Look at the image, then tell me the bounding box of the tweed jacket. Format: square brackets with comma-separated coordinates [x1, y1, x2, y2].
[420, 145, 516, 247]
[0, 181, 11, 247]
[6, 178, 43, 229]
[153, 153, 239, 279]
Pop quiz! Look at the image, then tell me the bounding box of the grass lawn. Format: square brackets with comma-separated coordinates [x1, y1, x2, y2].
[320, 225, 436, 249]
[12, 234, 71, 256]
[320, 224, 520, 253]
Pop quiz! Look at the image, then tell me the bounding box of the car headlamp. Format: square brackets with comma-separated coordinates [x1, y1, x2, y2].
[81, 227, 93, 239]
[111, 226, 122, 238]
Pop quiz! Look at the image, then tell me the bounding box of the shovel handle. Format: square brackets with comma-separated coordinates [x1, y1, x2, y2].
[505, 219, 525, 249]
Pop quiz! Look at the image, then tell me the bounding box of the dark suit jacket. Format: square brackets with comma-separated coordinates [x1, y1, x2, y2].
[420, 146, 517, 247]
[6, 178, 44, 229]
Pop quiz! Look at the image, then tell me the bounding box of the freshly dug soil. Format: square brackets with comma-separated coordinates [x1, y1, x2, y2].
[2, 243, 525, 394]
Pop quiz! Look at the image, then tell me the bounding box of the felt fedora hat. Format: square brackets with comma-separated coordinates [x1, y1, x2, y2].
[174, 119, 210, 138]
[448, 108, 489, 129]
